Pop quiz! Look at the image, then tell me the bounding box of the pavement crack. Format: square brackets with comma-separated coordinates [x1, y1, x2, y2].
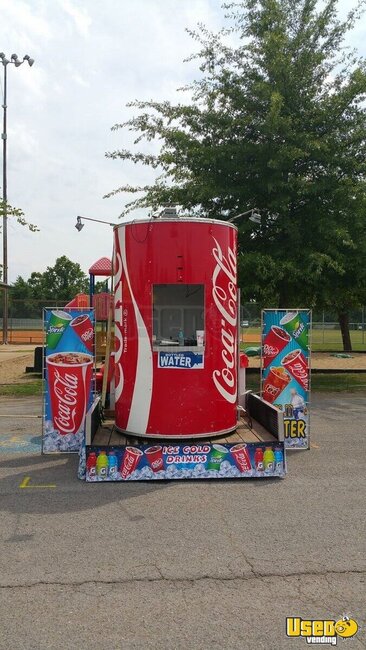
[1, 568, 365, 590]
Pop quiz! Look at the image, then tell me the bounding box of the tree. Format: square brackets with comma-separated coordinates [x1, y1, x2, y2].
[0, 200, 39, 231]
[37, 256, 89, 300]
[10, 257, 89, 317]
[0, 200, 39, 282]
[105, 0, 366, 350]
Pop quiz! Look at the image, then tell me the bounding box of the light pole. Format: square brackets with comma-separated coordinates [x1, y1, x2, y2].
[0, 52, 34, 344]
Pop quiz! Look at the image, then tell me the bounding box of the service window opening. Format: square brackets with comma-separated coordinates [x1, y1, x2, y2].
[153, 284, 204, 348]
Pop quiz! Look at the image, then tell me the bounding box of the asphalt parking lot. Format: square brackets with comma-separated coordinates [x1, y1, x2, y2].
[0, 393, 365, 650]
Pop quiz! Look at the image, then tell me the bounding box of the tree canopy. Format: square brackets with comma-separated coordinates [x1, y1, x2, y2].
[106, 0, 366, 349]
[9, 257, 89, 317]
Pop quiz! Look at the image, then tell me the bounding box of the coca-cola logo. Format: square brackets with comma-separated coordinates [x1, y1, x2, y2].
[264, 383, 280, 398]
[211, 236, 237, 404]
[53, 369, 78, 434]
[151, 458, 162, 469]
[263, 344, 279, 357]
[81, 328, 93, 342]
[122, 453, 135, 477]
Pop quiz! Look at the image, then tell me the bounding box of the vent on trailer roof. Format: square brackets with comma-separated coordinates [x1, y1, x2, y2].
[160, 207, 177, 218]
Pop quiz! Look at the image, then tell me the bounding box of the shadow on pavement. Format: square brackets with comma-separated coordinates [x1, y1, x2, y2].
[0, 452, 172, 516]
[0, 449, 282, 517]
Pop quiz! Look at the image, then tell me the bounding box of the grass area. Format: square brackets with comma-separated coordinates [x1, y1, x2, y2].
[0, 380, 43, 396]
[4, 374, 364, 396]
[246, 372, 366, 392]
[0, 372, 365, 397]
[241, 327, 366, 352]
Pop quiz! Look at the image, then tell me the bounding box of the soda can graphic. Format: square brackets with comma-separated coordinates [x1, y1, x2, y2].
[262, 367, 291, 404]
[145, 446, 164, 473]
[207, 444, 228, 470]
[282, 349, 308, 390]
[262, 326, 291, 368]
[230, 443, 252, 472]
[280, 311, 308, 351]
[120, 447, 143, 479]
[70, 314, 94, 353]
[46, 351, 93, 435]
[46, 310, 72, 350]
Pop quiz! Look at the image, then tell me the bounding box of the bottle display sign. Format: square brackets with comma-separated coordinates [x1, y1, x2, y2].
[82, 441, 286, 481]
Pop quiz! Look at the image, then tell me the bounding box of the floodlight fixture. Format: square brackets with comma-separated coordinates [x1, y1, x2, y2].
[75, 216, 84, 231]
[228, 208, 261, 224]
[75, 215, 118, 232]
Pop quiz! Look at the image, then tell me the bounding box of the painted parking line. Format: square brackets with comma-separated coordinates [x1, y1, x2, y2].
[19, 476, 56, 489]
[0, 433, 42, 454]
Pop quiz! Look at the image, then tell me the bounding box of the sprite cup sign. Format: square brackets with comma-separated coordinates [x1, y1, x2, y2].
[46, 310, 72, 349]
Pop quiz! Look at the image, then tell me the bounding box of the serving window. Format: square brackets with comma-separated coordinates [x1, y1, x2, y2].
[153, 284, 204, 348]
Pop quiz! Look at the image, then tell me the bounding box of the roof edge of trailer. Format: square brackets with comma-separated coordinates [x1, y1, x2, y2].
[113, 217, 238, 231]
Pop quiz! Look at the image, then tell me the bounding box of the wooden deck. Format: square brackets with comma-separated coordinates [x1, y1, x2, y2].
[92, 415, 277, 447]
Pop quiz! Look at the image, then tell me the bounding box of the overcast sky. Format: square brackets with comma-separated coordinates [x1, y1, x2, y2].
[1, 0, 365, 283]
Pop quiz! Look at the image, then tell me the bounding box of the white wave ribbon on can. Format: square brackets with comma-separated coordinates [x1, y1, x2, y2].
[114, 249, 124, 402]
[118, 228, 153, 434]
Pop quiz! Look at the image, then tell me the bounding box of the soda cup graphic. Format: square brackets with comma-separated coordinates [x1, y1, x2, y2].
[120, 447, 143, 479]
[46, 310, 72, 350]
[262, 367, 291, 404]
[145, 446, 164, 473]
[280, 311, 308, 351]
[262, 326, 291, 368]
[281, 349, 308, 390]
[46, 351, 93, 435]
[70, 314, 94, 353]
[230, 443, 252, 472]
[207, 444, 228, 470]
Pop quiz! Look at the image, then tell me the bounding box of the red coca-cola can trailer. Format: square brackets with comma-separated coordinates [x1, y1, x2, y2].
[113, 218, 238, 438]
[43, 212, 287, 480]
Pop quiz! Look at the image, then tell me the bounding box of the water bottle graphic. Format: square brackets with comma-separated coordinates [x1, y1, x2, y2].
[263, 447, 275, 472]
[274, 447, 283, 473]
[254, 447, 264, 472]
[96, 450, 108, 480]
[86, 452, 97, 480]
[108, 451, 118, 478]
[178, 329, 184, 346]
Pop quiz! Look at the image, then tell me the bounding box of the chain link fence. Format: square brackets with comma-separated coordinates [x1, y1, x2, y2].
[0, 299, 365, 349]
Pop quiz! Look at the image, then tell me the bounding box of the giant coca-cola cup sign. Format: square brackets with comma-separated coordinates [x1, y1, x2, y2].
[211, 236, 237, 404]
[46, 351, 93, 435]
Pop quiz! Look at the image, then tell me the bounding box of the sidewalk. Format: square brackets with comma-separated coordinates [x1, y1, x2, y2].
[0, 344, 37, 363]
